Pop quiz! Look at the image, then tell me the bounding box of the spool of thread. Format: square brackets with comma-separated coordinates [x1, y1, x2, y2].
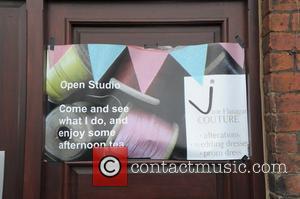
[106, 105, 179, 159]
[146, 56, 189, 159]
[46, 45, 92, 103]
[72, 101, 115, 143]
[45, 105, 93, 161]
[110, 78, 160, 106]
[108, 48, 160, 106]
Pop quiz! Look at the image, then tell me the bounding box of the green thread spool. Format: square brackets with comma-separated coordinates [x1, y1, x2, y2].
[47, 46, 92, 103]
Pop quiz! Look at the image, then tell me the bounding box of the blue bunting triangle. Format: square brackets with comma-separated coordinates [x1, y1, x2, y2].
[170, 44, 208, 84]
[88, 44, 126, 81]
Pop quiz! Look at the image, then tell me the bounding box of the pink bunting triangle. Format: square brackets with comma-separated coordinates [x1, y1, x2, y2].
[48, 45, 72, 69]
[220, 43, 244, 68]
[128, 46, 168, 93]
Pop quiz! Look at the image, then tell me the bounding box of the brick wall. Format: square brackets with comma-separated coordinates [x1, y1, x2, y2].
[261, 0, 300, 198]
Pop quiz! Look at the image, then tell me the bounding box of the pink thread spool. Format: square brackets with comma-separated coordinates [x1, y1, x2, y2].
[106, 105, 179, 159]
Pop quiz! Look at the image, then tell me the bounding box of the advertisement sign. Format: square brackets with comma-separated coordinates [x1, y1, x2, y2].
[45, 43, 248, 161]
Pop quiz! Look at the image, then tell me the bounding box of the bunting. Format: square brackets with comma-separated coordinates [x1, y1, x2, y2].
[48, 45, 72, 69]
[88, 44, 126, 81]
[128, 46, 168, 93]
[170, 44, 208, 84]
[220, 43, 244, 68]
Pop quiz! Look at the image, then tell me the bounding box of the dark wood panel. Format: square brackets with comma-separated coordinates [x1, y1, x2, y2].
[41, 162, 64, 199]
[0, 2, 26, 199]
[230, 173, 251, 199]
[71, 169, 218, 199]
[41, 163, 225, 199]
[246, 0, 266, 198]
[47, 1, 246, 44]
[73, 25, 221, 45]
[23, 0, 44, 199]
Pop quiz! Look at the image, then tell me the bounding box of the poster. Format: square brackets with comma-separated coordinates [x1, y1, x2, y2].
[45, 43, 249, 161]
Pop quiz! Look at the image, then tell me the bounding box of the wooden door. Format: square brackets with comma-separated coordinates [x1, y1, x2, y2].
[24, 1, 264, 199]
[0, 2, 26, 199]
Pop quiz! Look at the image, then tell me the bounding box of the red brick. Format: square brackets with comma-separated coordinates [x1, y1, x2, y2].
[264, 94, 277, 113]
[263, 14, 270, 36]
[291, 13, 300, 31]
[272, 0, 299, 11]
[262, 35, 271, 54]
[269, 33, 300, 51]
[274, 153, 300, 173]
[264, 53, 294, 73]
[275, 93, 300, 112]
[270, 14, 290, 31]
[284, 175, 300, 195]
[275, 113, 300, 131]
[275, 133, 298, 153]
[263, 14, 290, 35]
[267, 93, 300, 113]
[264, 75, 271, 93]
[266, 73, 300, 92]
[257, 2, 299, 197]
[268, 133, 277, 152]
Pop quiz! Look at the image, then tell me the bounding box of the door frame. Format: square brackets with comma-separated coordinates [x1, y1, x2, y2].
[23, 1, 264, 199]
